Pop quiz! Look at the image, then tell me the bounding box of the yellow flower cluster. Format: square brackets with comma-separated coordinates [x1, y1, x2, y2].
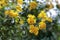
[38, 10, 52, 22]
[29, 1, 37, 10]
[29, 25, 39, 35]
[5, 10, 19, 18]
[1, 0, 52, 36]
[28, 10, 52, 35]
[27, 14, 36, 25]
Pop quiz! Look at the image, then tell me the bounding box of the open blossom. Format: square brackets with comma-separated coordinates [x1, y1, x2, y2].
[29, 25, 39, 35]
[39, 21, 46, 30]
[27, 14, 36, 24]
[38, 10, 47, 19]
[38, 10, 53, 22]
[27, 18, 36, 25]
[29, 1, 37, 10]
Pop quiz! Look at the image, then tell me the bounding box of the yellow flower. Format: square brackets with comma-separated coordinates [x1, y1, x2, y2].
[16, 5, 23, 12]
[12, 12, 18, 17]
[38, 10, 47, 19]
[46, 17, 52, 22]
[27, 14, 36, 24]
[5, 10, 19, 18]
[39, 21, 46, 30]
[17, 0, 23, 5]
[8, 10, 14, 17]
[27, 18, 36, 25]
[9, 10, 18, 18]
[27, 14, 35, 18]
[29, 1, 37, 10]
[19, 19, 24, 25]
[29, 25, 39, 35]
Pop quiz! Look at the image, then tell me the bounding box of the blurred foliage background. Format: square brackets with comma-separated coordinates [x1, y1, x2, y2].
[0, 0, 60, 40]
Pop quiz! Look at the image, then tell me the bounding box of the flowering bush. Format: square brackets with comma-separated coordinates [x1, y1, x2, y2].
[0, 0, 57, 40]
